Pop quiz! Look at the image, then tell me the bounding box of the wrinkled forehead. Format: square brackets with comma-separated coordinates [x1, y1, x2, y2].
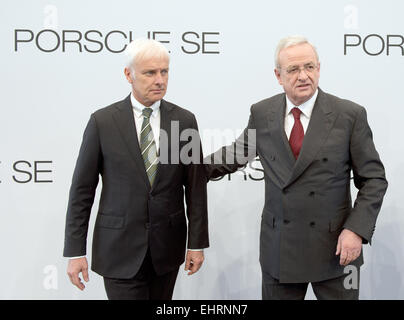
[279, 43, 318, 67]
[133, 54, 170, 71]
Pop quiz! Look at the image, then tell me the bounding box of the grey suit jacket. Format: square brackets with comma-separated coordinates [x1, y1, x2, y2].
[64, 95, 209, 278]
[206, 88, 387, 283]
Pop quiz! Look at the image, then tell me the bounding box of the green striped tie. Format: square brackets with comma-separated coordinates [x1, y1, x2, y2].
[140, 108, 158, 186]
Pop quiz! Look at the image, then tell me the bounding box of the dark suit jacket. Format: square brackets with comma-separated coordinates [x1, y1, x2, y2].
[64, 95, 209, 278]
[206, 88, 387, 283]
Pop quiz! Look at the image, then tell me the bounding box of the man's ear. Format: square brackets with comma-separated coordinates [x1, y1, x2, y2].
[274, 68, 282, 85]
[124, 67, 133, 84]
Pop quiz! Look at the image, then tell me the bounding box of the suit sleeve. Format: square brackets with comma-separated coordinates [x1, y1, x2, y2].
[184, 115, 209, 249]
[204, 105, 258, 179]
[343, 107, 388, 244]
[63, 114, 102, 257]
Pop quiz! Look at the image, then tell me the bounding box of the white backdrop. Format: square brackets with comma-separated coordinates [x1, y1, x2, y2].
[1, 0, 403, 299]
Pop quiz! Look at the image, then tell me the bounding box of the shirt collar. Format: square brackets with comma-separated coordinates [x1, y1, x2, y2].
[130, 93, 161, 118]
[285, 89, 318, 118]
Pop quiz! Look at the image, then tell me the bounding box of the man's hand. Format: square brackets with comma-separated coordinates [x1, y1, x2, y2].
[184, 250, 204, 275]
[67, 257, 89, 290]
[336, 229, 362, 266]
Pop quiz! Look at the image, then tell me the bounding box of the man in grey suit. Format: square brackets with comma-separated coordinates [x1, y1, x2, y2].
[205, 36, 387, 299]
[64, 39, 209, 299]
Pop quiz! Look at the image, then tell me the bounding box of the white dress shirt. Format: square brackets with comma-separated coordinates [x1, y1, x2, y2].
[284, 89, 318, 139]
[130, 93, 161, 151]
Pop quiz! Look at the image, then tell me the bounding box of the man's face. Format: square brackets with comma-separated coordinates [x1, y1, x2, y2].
[124, 56, 169, 107]
[274, 43, 320, 106]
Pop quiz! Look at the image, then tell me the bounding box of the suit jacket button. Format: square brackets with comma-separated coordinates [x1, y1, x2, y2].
[310, 222, 316, 227]
[309, 191, 315, 196]
[283, 219, 290, 224]
[322, 158, 328, 162]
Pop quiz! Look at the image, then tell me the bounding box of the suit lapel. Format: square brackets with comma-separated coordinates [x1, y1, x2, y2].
[285, 89, 337, 188]
[112, 94, 150, 188]
[266, 95, 296, 187]
[150, 99, 173, 192]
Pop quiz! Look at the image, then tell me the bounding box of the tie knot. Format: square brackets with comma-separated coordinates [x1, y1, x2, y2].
[291, 107, 302, 120]
[142, 107, 153, 119]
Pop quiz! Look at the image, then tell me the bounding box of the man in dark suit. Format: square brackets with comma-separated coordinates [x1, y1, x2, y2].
[63, 38, 209, 300]
[205, 36, 387, 299]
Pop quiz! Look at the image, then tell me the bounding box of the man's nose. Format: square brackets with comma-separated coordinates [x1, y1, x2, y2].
[297, 68, 309, 81]
[154, 72, 164, 84]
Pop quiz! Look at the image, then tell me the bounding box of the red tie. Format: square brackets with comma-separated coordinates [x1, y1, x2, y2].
[289, 107, 304, 159]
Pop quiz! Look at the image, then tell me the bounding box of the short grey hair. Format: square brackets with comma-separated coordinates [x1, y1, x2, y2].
[274, 35, 319, 69]
[124, 38, 170, 71]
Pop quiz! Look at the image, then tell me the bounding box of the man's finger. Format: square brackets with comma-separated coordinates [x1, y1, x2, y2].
[192, 261, 202, 273]
[353, 249, 361, 261]
[189, 262, 199, 275]
[184, 256, 191, 271]
[69, 272, 85, 290]
[187, 261, 195, 275]
[339, 249, 348, 266]
[344, 252, 352, 266]
[335, 239, 341, 255]
[82, 268, 90, 282]
[188, 259, 204, 275]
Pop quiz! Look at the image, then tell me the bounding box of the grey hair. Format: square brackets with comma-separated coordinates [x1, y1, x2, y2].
[274, 35, 319, 69]
[124, 38, 170, 72]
